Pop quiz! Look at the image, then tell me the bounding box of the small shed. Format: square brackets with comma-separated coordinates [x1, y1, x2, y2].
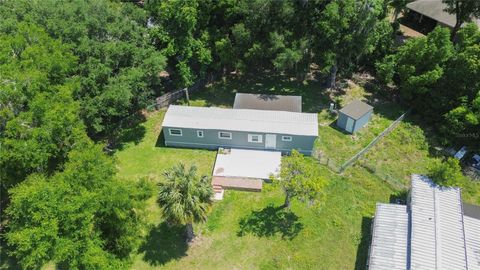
[233, 93, 302, 112]
[336, 99, 373, 133]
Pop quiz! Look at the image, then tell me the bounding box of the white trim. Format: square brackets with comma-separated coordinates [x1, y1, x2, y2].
[282, 136, 292, 142]
[164, 140, 313, 153]
[218, 131, 232, 139]
[169, 128, 183, 136]
[248, 134, 263, 143]
[197, 130, 204, 138]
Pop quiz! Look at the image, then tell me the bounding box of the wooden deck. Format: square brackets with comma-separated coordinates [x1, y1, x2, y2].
[212, 176, 263, 192]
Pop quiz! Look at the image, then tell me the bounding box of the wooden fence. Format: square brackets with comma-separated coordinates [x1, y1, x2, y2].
[154, 74, 216, 109]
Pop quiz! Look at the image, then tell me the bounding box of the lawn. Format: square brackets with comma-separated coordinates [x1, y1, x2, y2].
[113, 73, 479, 269]
[116, 109, 395, 269]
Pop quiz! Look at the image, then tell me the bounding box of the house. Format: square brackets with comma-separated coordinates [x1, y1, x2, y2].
[162, 105, 318, 155]
[406, 0, 480, 32]
[337, 99, 373, 133]
[367, 174, 480, 270]
[233, 93, 302, 112]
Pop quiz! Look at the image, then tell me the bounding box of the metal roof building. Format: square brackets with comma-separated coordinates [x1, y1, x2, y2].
[233, 93, 302, 112]
[406, 0, 480, 29]
[368, 174, 480, 270]
[162, 105, 318, 155]
[410, 174, 467, 269]
[368, 203, 408, 270]
[163, 105, 318, 136]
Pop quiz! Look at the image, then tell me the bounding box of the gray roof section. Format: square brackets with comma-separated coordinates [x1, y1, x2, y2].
[464, 215, 480, 269]
[339, 99, 373, 120]
[410, 174, 468, 270]
[463, 202, 480, 220]
[407, 0, 480, 28]
[368, 203, 408, 270]
[233, 93, 302, 112]
[162, 105, 318, 136]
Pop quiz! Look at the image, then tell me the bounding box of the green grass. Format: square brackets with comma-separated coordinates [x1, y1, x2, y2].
[117, 108, 395, 269]
[113, 73, 479, 269]
[117, 111, 394, 269]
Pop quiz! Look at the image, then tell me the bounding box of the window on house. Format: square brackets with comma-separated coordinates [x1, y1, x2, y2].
[282, 136, 292, 142]
[169, 128, 183, 136]
[248, 134, 263, 143]
[197, 130, 204, 138]
[218, 132, 232, 139]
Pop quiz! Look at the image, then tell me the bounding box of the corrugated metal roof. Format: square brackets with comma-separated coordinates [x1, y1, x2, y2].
[233, 93, 302, 112]
[162, 105, 318, 136]
[410, 174, 468, 270]
[464, 215, 480, 270]
[369, 203, 408, 270]
[406, 0, 480, 28]
[339, 99, 373, 120]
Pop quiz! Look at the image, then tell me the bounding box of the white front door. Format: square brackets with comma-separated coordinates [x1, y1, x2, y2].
[265, 134, 277, 149]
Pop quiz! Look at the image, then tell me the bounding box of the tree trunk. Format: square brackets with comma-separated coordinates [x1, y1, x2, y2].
[393, 9, 400, 21]
[451, 1, 462, 44]
[451, 20, 462, 44]
[327, 64, 338, 89]
[184, 88, 190, 106]
[283, 193, 291, 209]
[186, 223, 195, 243]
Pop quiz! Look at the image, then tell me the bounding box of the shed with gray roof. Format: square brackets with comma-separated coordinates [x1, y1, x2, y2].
[337, 99, 373, 133]
[162, 105, 318, 155]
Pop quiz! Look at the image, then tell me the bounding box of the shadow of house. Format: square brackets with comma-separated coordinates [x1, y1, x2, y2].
[155, 129, 166, 147]
[354, 216, 373, 270]
[138, 223, 188, 266]
[189, 72, 332, 113]
[237, 204, 303, 240]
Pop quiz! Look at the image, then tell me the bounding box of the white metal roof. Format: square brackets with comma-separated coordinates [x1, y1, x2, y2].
[464, 215, 480, 270]
[368, 203, 408, 270]
[162, 105, 318, 136]
[410, 174, 468, 270]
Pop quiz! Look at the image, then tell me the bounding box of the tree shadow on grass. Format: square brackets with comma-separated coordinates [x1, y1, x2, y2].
[138, 223, 187, 266]
[0, 236, 20, 270]
[108, 112, 147, 151]
[354, 216, 373, 270]
[237, 204, 303, 240]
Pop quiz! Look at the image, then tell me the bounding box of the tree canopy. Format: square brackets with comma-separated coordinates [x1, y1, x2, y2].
[276, 150, 328, 209]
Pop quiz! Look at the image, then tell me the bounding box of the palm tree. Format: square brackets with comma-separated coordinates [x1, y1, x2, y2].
[158, 163, 213, 242]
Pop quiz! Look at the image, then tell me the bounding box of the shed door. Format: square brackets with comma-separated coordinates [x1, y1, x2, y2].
[265, 134, 277, 149]
[345, 117, 355, 133]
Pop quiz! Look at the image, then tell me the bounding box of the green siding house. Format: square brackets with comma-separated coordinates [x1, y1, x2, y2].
[162, 105, 318, 155]
[337, 100, 373, 133]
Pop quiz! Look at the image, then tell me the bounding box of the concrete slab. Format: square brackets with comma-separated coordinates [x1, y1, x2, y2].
[213, 148, 281, 180]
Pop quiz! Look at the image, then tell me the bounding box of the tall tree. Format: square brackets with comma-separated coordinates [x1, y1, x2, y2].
[5, 144, 152, 269]
[376, 27, 454, 103]
[0, 0, 167, 140]
[158, 164, 213, 242]
[311, 0, 389, 88]
[443, 0, 480, 42]
[276, 150, 328, 209]
[0, 23, 86, 194]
